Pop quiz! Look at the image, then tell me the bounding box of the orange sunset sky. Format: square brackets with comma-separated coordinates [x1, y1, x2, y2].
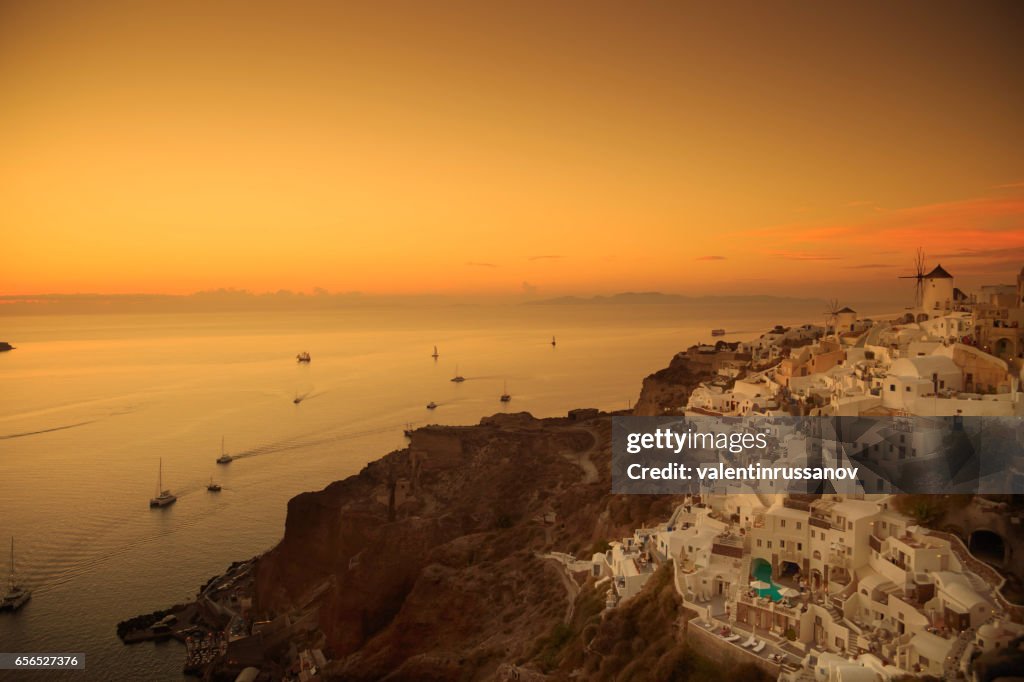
[2, 1, 1022, 299]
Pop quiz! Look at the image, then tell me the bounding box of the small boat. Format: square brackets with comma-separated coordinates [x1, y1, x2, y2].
[426, 401, 438, 410]
[450, 365, 465, 383]
[500, 381, 511, 403]
[293, 392, 303, 405]
[207, 477, 222, 492]
[296, 352, 311, 363]
[0, 342, 14, 352]
[551, 335, 556, 347]
[431, 345, 439, 359]
[711, 329, 726, 336]
[149, 458, 177, 508]
[1, 537, 31, 613]
[403, 423, 415, 438]
[216, 437, 233, 464]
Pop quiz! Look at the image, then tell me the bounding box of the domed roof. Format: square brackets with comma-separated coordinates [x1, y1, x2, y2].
[978, 622, 1000, 639]
[924, 264, 953, 279]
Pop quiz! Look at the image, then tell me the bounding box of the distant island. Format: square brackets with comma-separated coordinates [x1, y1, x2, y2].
[526, 292, 828, 306]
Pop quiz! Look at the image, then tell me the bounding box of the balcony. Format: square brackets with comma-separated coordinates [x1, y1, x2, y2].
[738, 592, 802, 619]
[777, 548, 804, 564]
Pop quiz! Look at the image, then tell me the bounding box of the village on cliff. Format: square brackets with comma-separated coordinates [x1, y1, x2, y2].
[590, 262, 1024, 681]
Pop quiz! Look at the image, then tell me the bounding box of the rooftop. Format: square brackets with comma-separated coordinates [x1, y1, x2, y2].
[923, 264, 953, 279]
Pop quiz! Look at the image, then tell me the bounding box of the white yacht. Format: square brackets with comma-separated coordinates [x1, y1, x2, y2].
[1, 537, 31, 612]
[149, 458, 177, 508]
[216, 436, 233, 464]
[450, 364, 465, 383]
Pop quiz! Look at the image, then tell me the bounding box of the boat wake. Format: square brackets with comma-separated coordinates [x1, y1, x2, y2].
[231, 422, 407, 461]
[0, 420, 97, 440]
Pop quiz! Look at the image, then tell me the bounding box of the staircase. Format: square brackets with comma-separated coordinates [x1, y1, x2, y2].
[846, 629, 860, 655]
[966, 571, 989, 594]
[785, 666, 815, 682]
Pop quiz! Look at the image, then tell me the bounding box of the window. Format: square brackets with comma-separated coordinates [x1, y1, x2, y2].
[797, 543, 803, 551]
[767, 540, 773, 549]
[796, 522, 802, 530]
[781, 520, 786, 528]
[889, 384, 896, 392]
[757, 539, 762, 548]
[780, 540, 786, 548]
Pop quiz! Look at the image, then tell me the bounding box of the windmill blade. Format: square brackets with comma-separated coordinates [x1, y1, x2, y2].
[897, 247, 927, 308]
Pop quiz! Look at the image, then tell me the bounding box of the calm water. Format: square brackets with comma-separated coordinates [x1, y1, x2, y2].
[0, 302, 819, 680]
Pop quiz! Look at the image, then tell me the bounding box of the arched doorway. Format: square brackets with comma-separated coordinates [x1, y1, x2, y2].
[994, 338, 1013, 360]
[969, 530, 1006, 566]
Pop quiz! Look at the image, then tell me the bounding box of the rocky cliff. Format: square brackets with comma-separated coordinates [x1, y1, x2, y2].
[633, 348, 739, 415]
[249, 352, 760, 680]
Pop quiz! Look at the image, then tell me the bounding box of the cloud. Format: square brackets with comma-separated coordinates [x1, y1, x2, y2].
[738, 187, 1024, 279]
[465, 261, 498, 268]
[696, 255, 726, 261]
[528, 255, 562, 261]
[770, 251, 842, 261]
[842, 263, 896, 269]
[521, 281, 538, 294]
[932, 246, 1024, 260]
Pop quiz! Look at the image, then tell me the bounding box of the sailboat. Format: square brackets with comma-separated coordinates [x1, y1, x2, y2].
[500, 381, 511, 403]
[207, 476, 222, 492]
[551, 335, 557, 347]
[450, 364, 465, 383]
[216, 436, 233, 464]
[1, 537, 31, 612]
[149, 458, 177, 508]
[431, 345, 439, 359]
[426, 401, 438, 409]
[296, 351, 311, 363]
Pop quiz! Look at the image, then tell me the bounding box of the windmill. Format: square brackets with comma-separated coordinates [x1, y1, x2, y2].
[824, 298, 841, 338]
[899, 247, 926, 309]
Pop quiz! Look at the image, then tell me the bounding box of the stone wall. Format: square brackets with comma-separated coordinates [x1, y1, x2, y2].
[686, 622, 782, 678]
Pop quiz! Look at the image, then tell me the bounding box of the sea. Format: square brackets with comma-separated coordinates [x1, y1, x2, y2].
[0, 299, 831, 680]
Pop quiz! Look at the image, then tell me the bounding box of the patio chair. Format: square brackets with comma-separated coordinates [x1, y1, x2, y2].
[752, 641, 766, 653]
[741, 635, 756, 648]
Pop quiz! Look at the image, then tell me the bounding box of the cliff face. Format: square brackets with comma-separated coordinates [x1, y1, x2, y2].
[254, 412, 679, 679]
[633, 350, 727, 415]
[247, 350, 776, 678]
